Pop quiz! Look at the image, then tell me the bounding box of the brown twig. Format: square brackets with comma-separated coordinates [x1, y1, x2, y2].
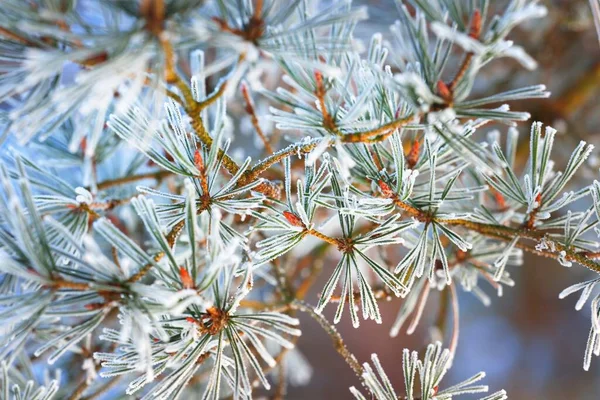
[211, 0, 265, 43]
[96, 170, 174, 190]
[449, 283, 460, 357]
[376, 178, 600, 274]
[241, 82, 273, 154]
[446, 9, 482, 94]
[524, 192, 542, 230]
[0, 27, 38, 46]
[290, 300, 363, 378]
[341, 114, 416, 143]
[314, 71, 339, 134]
[81, 377, 122, 400]
[273, 362, 287, 400]
[306, 229, 343, 248]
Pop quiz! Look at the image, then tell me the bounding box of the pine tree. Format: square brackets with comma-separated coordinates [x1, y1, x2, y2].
[0, 1, 598, 399]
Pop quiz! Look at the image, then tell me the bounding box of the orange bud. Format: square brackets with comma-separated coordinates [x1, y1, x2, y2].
[456, 249, 469, 262]
[211, 16, 228, 30]
[164, 150, 175, 162]
[84, 302, 105, 310]
[81, 51, 108, 67]
[436, 80, 452, 101]
[314, 70, 325, 96]
[314, 70, 323, 85]
[79, 137, 87, 153]
[240, 81, 249, 96]
[493, 189, 506, 210]
[534, 192, 542, 207]
[407, 139, 421, 168]
[378, 180, 394, 198]
[283, 210, 304, 227]
[469, 9, 482, 39]
[179, 266, 194, 289]
[194, 149, 204, 173]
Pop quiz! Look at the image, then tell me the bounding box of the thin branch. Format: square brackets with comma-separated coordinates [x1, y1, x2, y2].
[340, 115, 416, 143]
[180, 78, 240, 176]
[241, 82, 273, 154]
[126, 193, 216, 283]
[306, 229, 343, 248]
[441, 219, 600, 273]
[446, 9, 482, 93]
[274, 362, 287, 400]
[50, 278, 92, 291]
[434, 286, 450, 339]
[96, 170, 174, 190]
[68, 376, 95, 400]
[0, 27, 38, 46]
[294, 243, 329, 299]
[449, 283, 460, 358]
[314, 70, 339, 134]
[245, 140, 322, 181]
[290, 300, 363, 378]
[81, 377, 122, 400]
[383, 184, 600, 274]
[198, 78, 229, 112]
[67, 342, 117, 400]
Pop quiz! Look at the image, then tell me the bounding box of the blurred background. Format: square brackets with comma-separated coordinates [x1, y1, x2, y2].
[283, 0, 600, 398]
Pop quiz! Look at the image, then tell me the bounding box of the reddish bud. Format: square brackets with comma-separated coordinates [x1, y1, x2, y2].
[179, 266, 194, 289]
[493, 190, 506, 210]
[106, 215, 128, 234]
[533, 192, 543, 209]
[436, 80, 452, 101]
[79, 137, 87, 153]
[211, 16, 228, 30]
[283, 211, 304, 227]
[314, 70, 323, 85]
[163, 150, 174, 163]
[81, 51, 108, 67]
[314, 70, 325, 96]
[240, 82, 255, 114]
[194, 149, 204, 173]
[378, 180, 394, 198]
[240, 81, 249, 97]
[407, 139, 420, 168]
[469, 9, 482, 39]
[456, 249, 469, 262]
[85, 302, 105, 310]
